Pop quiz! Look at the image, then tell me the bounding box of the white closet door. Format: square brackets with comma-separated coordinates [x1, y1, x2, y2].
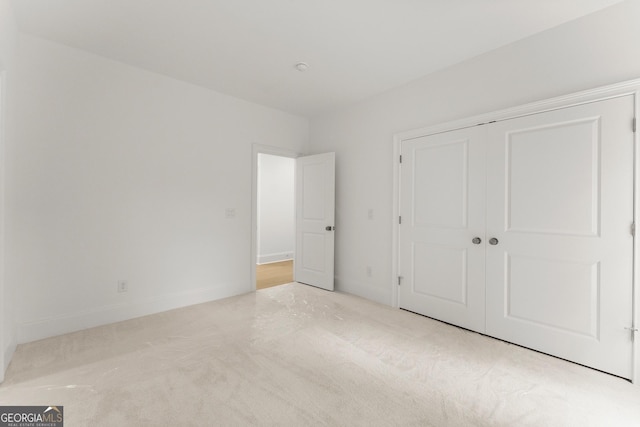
[485, 96, 635, 378]
[399, 126, 487, 333]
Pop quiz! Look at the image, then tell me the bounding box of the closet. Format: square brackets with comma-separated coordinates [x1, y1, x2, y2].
[398, 94, 635, 379]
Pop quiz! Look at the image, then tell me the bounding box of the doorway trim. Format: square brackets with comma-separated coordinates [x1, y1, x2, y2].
[0, 68, 12, 383]
[392, 77, 640, 384]
[0, 69, 4, 382]
[250, 144, 301, 292]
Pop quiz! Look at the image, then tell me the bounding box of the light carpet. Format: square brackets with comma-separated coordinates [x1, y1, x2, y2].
[1, 283, 639, 426]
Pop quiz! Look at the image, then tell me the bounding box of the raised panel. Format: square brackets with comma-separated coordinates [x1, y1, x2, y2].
[506, 254, 599, 338]
[413, 139, 468, 229]
[506, 118, 600, 236]
[302, 163, 325, 220]
[301, 232, 325, 273]
[412, 242, 467, 305]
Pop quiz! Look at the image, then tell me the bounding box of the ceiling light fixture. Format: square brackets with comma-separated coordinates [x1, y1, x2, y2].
[295, 62, 310, 72]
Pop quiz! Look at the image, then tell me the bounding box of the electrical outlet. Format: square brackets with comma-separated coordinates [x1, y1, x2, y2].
[368, 208, 374, 220]
[225, 208, 236, 218]
[366, 266, 372, 278]
[117, 281, 128, 293]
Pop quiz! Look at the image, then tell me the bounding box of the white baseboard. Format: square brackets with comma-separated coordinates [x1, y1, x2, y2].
[17, 283, 243, 344]
[335, 276, 392, 307]
[257, 252, 293, 265]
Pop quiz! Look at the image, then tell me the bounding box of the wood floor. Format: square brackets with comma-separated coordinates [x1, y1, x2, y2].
[256, 260, 293, 289]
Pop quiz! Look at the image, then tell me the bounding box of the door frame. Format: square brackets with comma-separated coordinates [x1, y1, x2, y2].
[392, 77, 640, 384]
[0, 69, 7, 383]
[250, 144, 301, 292]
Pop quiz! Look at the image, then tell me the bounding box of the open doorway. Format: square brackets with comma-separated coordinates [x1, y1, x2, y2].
[255, 153, 295, 290]
[251, 145, 336, 292]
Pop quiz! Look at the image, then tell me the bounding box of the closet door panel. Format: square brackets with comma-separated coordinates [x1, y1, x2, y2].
[485, 96, 634, 379]
[399, 126, 487, 333]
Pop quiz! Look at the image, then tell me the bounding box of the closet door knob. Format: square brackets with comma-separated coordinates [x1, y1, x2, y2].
[489, 238, 499, 245]
[472, 237, 482, 244]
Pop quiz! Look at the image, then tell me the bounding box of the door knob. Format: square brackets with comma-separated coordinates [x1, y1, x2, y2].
[489, 237, 499, 245]
[472, 237, 482, 244]
[325, 226, 335, 231]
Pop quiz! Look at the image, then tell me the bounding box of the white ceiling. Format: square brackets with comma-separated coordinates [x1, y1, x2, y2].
[11, 0, 624, 117]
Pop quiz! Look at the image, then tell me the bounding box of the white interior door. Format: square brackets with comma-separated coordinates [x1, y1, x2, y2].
[485, 96, 635, 379]
[295, 153, 336, 291]
[399, 126, 487, 333]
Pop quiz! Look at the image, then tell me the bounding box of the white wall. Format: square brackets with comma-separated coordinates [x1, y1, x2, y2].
[308, 0, 640, 305]
[0, 0, 18, 382]
[257, 154, 294, 264]
[7, 34, 308, 343]
[5, 0, 640, 353]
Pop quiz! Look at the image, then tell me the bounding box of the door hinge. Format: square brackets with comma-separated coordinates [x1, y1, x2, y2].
[632, 222, 636, 237]
[633, 117, 637, 133]
[397, 276, 403, 286]
[399, 216, 402, 225]
[625, 326, 639, 341]
[399, 155, 403, 163]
